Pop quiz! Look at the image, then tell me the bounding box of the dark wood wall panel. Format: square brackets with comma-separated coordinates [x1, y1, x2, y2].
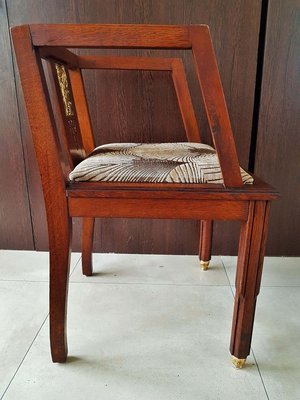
[0, 0, 34, 249]
[255, 0, 300, 255]
[7, 0, 261, 254]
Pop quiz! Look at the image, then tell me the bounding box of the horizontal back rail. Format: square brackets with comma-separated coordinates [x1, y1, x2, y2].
[77, 55, 174, 70]
[30, 24, 193, 48]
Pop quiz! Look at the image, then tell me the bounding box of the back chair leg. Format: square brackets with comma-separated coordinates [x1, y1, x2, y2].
[49, 216, 72, 363]
[199, 220, 214, 270]
[82, 217, 95, 276]
[230, 201, 270, 368]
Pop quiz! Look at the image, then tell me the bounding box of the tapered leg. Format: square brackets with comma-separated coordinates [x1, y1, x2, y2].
[82, 217, 95, 276]
[199, 220, 214, 270]
[230, 201, 270, 368]
[49, 215, 72, 363]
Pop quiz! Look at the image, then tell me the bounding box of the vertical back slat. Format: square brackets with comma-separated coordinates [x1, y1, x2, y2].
[68, 68, 95, 154]
[44, 60, 74, 175]
[171, 58, 201, 143]
[51, 62, 86, 165]
[189, 25, 243, 187]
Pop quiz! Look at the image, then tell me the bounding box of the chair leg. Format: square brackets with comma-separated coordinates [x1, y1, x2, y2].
[199, 220, 213, 270]
[49, 215, 72, 363]
[82, 217, 95, 276]
[230, 201, 270, 368]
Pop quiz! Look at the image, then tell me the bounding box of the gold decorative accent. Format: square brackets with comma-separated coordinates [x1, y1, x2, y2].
[232, 356, 246, 369]
[55, 63, 74, 116]
[200, 260, 210, 271]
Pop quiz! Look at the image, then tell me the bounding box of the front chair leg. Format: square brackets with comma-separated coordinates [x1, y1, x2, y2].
[230, 201, 270, 368]
[49, 216, 72, 363]
[82, 217, 95, 276]
[199, 220, 214, 270]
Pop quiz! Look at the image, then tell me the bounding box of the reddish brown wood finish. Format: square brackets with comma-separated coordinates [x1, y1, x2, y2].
[77, 55, 174, 70]
[171, 59, 201, 142]
[50, 61, 85, 166]
[11, 23, 278, 365]
[68, 68, 95, 154]
[11, 25, 71, 362]
[30, 24, 192, 48]
[68, 198, 248, 221]
[39, 46, 78, 69]
[189, 25, 243, 188]
[82, 217, 95, 276]
[199, 220, 213, 263]
[230, 201, 270, 359]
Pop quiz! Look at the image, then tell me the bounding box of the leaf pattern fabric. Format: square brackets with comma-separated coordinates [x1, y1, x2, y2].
[69, 142, 254, 185]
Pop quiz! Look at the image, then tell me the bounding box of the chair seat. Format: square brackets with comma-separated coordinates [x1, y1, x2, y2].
[69, 142, 253, 184]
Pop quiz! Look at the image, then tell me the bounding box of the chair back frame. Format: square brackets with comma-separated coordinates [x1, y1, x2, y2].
[12, 23, 243, 190]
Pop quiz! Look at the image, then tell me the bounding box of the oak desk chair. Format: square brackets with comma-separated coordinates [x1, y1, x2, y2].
[12, 24, 278, 368]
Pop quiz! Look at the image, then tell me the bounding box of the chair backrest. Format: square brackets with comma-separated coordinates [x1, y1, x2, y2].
[11, 24, 243, 188]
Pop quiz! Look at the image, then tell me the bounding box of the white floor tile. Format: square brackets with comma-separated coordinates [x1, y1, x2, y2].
[0, 281, 48, 397]
[221, 256, 300, 287]
[71, 254, 229, 286]
[3, 283, 266, 400]
[252, 287, 300, 400]
[0, 251, 81, 282]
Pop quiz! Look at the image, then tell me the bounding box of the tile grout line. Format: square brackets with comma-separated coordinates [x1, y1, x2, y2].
[0, 254, 82, 284]
[220, 257, 270, 400]
[220, 256, 235, 296]
[69, 255, 82, 277]
[0, 314, 49, 400]
[0, 256, 80, 399]
[69, 281, 231, 287]
[251, 349, 270, 400]
[0, 278, 299, 288]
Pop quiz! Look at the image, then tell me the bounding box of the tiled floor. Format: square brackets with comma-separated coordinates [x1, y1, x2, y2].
[0, 251, 299, 399]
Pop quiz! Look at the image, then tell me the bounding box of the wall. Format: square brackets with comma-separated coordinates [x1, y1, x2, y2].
[0, 0, 298, 255]
[255, 0, 300, 255]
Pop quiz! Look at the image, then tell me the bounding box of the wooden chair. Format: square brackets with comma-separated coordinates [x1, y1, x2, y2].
[11, 24, 278, 368]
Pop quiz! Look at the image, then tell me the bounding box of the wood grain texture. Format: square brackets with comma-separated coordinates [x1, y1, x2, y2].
[230, 201, 270, 359]
[78, 55, 174, 70]
[190, 25, 243, 187]
[68, 198, 249, 220]
[7, 0, 262, 254]
[67, 178, 278, 201]
[199, 220, 213, 262]
[12, 25, 73, 362]
[81, 217, 94, 276]
[255, 0, 300, 255]
[0, 0, 33, 249]
[30, 23, 191, 48]
[171, 58, 201, 142]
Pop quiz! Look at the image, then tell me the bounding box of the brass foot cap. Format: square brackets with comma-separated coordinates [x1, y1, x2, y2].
[232, 356, 246, 369]
[200, 260, 210, 271]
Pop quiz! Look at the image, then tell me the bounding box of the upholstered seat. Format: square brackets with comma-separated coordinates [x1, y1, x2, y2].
[69, 142, 253, 184]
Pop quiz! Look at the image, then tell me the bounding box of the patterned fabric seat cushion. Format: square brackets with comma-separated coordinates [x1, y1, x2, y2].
[69, 142, 254, 185]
